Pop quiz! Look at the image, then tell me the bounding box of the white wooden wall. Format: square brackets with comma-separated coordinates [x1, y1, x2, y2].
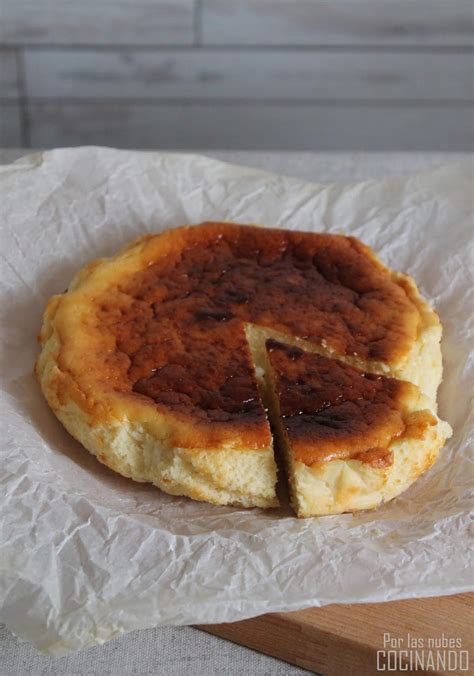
[0, 0, 473, 150]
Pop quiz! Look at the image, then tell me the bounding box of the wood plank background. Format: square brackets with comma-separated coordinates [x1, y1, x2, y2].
[0, 0, 195, 46]
[0, 0, 473, 150]
[27, 102, 473, 151]
[202, 1, 474, 46]
[23, 50, 472, 101]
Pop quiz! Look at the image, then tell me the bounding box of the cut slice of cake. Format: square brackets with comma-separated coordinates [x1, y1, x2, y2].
[265, 339, 452, 517]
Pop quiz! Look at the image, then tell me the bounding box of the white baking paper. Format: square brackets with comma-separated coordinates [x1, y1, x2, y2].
[0, 148, 472, 656]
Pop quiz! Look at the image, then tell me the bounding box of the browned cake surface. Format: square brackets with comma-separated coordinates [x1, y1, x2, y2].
[91, 222, 420, 443]
[266, 339, 436, 467]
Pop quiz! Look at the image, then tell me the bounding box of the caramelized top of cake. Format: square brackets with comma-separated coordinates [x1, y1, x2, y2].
[97, 223, 419, 419]
[52, 223, 423, 448]
[266, 339, 435, 466]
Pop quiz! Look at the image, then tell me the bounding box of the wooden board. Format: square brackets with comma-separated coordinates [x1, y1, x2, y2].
[199, 593, 473, 675]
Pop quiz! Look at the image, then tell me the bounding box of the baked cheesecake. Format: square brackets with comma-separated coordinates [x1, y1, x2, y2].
[36, 222, 450, 514]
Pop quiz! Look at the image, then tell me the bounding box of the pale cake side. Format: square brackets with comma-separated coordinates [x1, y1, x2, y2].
[389, 271, 442, 407]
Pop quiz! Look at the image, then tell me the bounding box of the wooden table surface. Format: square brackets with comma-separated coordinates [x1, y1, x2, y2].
[201, 593, 473, 675]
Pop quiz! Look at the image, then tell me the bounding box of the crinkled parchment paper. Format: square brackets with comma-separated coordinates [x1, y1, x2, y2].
[1, 148, 472, 656]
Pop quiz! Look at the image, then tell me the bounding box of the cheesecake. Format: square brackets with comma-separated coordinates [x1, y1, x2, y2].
[36, 222, 451, 515]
